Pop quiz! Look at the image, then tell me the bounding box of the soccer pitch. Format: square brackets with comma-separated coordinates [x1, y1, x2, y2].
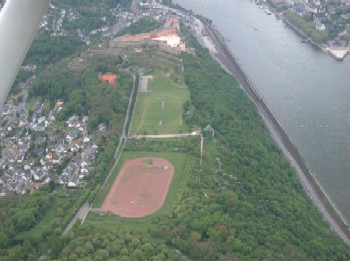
[130, 72, 190, 135]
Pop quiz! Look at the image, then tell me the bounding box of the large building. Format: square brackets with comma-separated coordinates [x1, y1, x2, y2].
[109, 16, 193, 56]
[110, 28, 177, 44]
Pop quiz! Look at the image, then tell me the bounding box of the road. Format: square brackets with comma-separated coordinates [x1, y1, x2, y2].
[202, 21, 350, 245]
[63, 202, 90, 234]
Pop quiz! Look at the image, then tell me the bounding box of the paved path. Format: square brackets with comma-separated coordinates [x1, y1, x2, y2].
[63, 201, 90, 234]
[121, 74, 136, 139]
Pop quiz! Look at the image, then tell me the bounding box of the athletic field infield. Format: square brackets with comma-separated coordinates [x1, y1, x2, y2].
[101, 157, 174, 218]
[90, 151, 188, 226]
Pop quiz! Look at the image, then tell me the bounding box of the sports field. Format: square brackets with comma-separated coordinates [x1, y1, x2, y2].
[130, 72, 190, 135]
[89, 151, 190, 229]
[101, 157, 174, 218]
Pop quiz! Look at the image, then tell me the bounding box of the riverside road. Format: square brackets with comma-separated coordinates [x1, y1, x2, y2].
[202, 21, 350, 245]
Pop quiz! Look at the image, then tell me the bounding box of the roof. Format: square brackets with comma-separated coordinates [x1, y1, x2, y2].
[100, 72, 117, 85]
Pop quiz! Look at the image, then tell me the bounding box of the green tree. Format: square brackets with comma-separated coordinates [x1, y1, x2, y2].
[95, 249, 109, 261]
[0, 232, 9, 249]
[8, 245, 24, 261]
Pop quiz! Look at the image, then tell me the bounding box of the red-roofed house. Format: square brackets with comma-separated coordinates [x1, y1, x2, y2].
[100, 72, 117, 85]
[46, 152, 53, 159]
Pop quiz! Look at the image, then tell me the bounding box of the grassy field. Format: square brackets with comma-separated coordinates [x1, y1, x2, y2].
[130, 71, 190, 135]
[88, 151, 190, 231]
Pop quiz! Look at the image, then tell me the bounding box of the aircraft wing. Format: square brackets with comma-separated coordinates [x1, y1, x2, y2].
[0, 0, 50, 106]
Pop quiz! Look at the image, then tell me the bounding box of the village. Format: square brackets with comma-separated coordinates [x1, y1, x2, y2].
[0, 73, 103, 195]
[260, 0, 350, 59]
[263, 0, 350, 38]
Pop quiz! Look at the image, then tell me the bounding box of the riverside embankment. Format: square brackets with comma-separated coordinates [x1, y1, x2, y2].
[201, 20, 350, 244]
[265, 2, 349, 61]
[281, 15, 349, 61]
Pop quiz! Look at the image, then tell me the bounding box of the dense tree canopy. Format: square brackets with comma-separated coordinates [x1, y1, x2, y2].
[24, 32, 83, 69]
[53, 0, 131, 9]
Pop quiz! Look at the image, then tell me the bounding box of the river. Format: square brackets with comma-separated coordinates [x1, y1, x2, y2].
[175, 0, 350, 223]
[0, 0, 49, 106]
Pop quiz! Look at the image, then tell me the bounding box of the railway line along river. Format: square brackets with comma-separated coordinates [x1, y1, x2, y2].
[175, 0, 350, 225]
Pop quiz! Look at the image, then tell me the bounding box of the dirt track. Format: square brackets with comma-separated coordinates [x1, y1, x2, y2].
[203, 21, 350, 244]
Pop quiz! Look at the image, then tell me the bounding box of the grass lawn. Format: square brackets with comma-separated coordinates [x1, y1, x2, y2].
[87, 151, 189, 231]
[130, 71, 190, 135]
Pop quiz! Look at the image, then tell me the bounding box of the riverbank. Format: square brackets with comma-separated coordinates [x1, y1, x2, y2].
[280, 15, 349, 61]
[200, 19, 350, 244]
[264, 5, 349, 62]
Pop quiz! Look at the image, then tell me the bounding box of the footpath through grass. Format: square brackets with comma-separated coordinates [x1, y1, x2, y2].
[130, 71, 190, 135]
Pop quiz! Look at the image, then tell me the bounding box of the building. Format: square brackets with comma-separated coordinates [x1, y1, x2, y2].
[109, 28, 177, 45]
[99, 72, 117, 85]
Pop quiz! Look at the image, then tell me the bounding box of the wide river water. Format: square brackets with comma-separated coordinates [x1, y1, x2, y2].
[175, 0, 350, 223]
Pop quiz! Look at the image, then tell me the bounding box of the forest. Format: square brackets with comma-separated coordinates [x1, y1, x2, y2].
[24, 32, 83, 71]
[53, 0, 131, 9]
[0, 187, 90, 260]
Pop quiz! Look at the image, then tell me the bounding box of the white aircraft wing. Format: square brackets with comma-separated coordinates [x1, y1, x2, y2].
[0, 0, 50, 106]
